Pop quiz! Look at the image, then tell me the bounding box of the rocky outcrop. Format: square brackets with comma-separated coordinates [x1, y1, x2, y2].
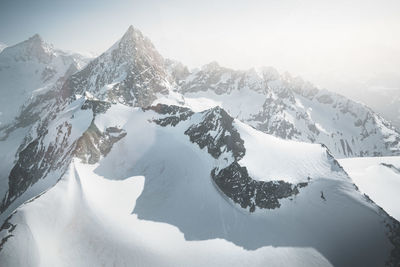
[182, 106, 307, 212]
[212, 162, 307, 212]
[0, 212, 16, 252]
[144, 104, 194, 127]
[75, 122, 126, 164]
[380, 163, 400, 174]
[185, 107, 245, 159]
[1, 120, 75, 212]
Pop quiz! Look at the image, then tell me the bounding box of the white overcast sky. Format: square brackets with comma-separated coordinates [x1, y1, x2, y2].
[1, 0, 399, 93]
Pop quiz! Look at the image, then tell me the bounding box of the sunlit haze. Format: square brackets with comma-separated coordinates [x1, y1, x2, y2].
[1, 0, 400, 93]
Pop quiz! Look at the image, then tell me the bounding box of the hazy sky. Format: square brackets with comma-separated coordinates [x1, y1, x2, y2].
[1, 0, 399, 93]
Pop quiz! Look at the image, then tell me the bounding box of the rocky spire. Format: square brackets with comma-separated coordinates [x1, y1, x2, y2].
[62, 25, 172, 107]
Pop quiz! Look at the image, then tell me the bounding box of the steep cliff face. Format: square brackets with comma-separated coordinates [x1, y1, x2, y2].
[0, 97, 93, 218]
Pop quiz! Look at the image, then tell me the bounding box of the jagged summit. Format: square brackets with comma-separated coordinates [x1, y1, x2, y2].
[0, 33, 89, 128]
[126, 25, 135, 33]
[62, 25, 172, 107]
[201, 61, 221, 71]
[121, 25, 140, 40]
[28, 33, 43, 43]
[107, 25, 163, 65]
[115, 25, 144, 48]
[111, 25, 159, 56]
[0, 33, 53, 64]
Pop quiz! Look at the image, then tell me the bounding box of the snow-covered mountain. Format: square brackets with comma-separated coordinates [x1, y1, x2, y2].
[60, 26, 175, 107]
[1, 26, 400, 266]
[0, 34, 89, 127]
[0, 35, 90, 216]
[169, 62, 400, 158]
[1, 98, 400, 266]
[55, 25, 400, 159]
[351, 88, 400, 129]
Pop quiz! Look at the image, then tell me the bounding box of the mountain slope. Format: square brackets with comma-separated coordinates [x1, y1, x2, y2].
[0, 102, 399, 266]
[339, 156, 400, 222]
[0, 34, 88, 127]
[0, 36, 90, 215]
[170, 62, 400, 158]
[0, 25, 181, 223]
[0, 161, 333, 267]
[0, 97, 93, 221]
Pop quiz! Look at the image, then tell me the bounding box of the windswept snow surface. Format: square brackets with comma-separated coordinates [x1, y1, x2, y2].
[235, 120, 340, 183]
[339, 156, 400, 221]
[0, 161, 333, 267]
[1, 104, 396, 267]
[184, 87, 266, 117]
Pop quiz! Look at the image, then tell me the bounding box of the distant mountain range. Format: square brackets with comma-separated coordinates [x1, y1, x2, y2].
[0, 26, 399, 267]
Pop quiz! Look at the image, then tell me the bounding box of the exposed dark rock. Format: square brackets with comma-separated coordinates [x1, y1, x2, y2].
[212, 162, 307, 212]
[0, 121, 75, 213]
[144, 104, 194, 127]
[0, 98, 116, 213]
[185, 106, 245, 160]
[75, 122, 126, 164]
[321, 144, 348, 174]
[385, 218, 400, 266]
[184, 106, 307, 212]
[320, 191, 326, 201]
[81, 99, 111, 115]
[0, 212, 16, 252]
[380, 163, 400, 174]
[252, 96, 301, 140]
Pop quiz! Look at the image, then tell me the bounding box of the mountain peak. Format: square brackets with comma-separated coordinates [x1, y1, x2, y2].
[119, 25, 144, 45]
[126, 25, 135, 34]
[102, 25, 166, 70]
[202, 61, 221, 71]
[64, 25, 171, 107]
[0, 33, 53, 63]
[28, 33, 43, 43]
[103, 25, 149, 58]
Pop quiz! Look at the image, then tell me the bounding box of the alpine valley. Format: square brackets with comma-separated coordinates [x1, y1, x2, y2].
[0, 26, 400, 267]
